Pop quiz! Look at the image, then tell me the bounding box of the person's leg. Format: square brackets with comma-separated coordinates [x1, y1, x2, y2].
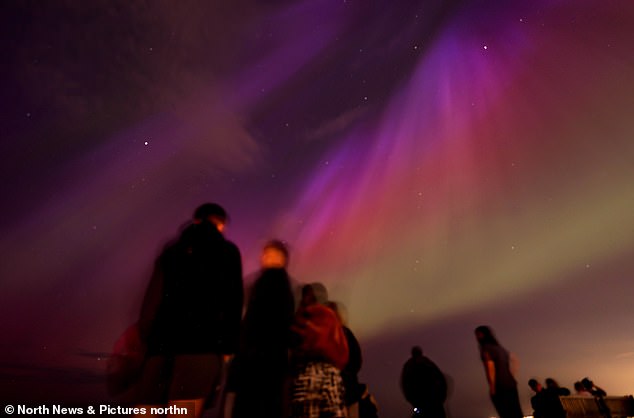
[290, 362, 320, 418]
[319, 363, 347, 418]
[503, 387, 524, 418]
[133, 355, 170, 418]
[347, 402, 359, 418]
[167, 353, 222, 418]
[492, 388, 523, 418]
[222, 392, 236, 418]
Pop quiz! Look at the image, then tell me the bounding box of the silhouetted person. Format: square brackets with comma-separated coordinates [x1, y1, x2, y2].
[327, 301, 364, 418]
[528, 379, 566, 418]
[228, 240, 295, 418]
[545, 378, 570, 396]
[475, 326, 523, 418]
[581, 377, 607, 397]
[135, 203, 243, 418]
[582, 377, 611, 418]
[574, 381, 593, 397]
[400, 346, 447, 418]
[290, 283, 349, 418]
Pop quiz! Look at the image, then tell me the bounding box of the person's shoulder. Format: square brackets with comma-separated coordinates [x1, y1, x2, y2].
[222, 237, 239, 249]
[559, 388, 571, 396]
[221, 239, 242, 255]
[402, 357, 416, 370]
[157, 237, 184, 261]
[304, 303, 339, 324]
[422, 356, 441, 369]
[304, 303, 332, 315]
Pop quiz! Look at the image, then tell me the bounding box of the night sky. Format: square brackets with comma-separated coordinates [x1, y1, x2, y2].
[2, 1, 634, 417]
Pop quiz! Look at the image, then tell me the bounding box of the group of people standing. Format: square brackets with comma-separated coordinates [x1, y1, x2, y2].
[118, 202, 613, 418]
[528, 377, 610, 418]
[474, 326, 613, 418]
[128, 202, 376, 418]
[527, 378, 568, 418]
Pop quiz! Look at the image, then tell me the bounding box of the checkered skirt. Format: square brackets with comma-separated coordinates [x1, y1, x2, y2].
[291, 361, 347, 418]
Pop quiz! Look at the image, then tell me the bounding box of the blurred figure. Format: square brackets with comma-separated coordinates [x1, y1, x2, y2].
[545, 378, 570, 396]
[528, 379, 566, 418]
[228, 240, 295, 418]
[327, 301, 364, 418]
[260, 239, 290, 269]
[135, 203, 244, 418]
[298, 281, 329, 307]
[581, 377, 611, 418]
[474, 326, 523, 418]
[574, 381, 593, 397]
[400, 346, 447, 418]
[581, 377, 607, 397]
[290, 283, 349, 418]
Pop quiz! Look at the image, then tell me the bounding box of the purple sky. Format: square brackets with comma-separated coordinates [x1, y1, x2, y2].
[2, 1, 634, 417]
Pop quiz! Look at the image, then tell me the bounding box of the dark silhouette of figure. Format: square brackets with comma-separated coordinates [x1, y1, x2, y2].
[574, 381, 593, 397]
[475, 326, 523, 418]
[528, 379, 566, 418]
[400, 346, 447, 418]
[230, 269, 294, 417]
[327, 301, 364, 418]
[581, 377, 607, 397]
[229, 240, 296, 418]
[289, 283, 349, 418]
[545, 378, 570, 396]
[582, 377, 611, 418]
[135, 203, 244, 418]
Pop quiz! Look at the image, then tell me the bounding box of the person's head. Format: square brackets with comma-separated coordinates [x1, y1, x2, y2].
[193, 203, 228, 232]
[545, 378, 558, 389]
[528, 379, 542, 392]
[411, 346, 423, 358]
[300, 284, 317, 307]
[574, 381, 586, 392]
[300, 282, 329, 307]
[310, 282, 329, 304]
[581, 378, 593, 390]
[260, 239, 289, 269]
[474, 325, 499, 346]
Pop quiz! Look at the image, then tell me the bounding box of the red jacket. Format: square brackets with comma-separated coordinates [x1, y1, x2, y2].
[291, 304, 349, 370]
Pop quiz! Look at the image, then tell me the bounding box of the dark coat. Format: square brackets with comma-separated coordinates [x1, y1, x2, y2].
[342, 326, 363, 405]
[230, 268, 295, 418]
[141, 222, 243, 355]
[401, 355, 447, 407]
[531, 388, 566, 418]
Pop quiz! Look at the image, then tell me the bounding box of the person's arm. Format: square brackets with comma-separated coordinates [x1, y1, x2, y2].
[483, 351, 496, 395]
[137, 257, 164, 340]
[592, 384, 607, 397]
[220, 244, 244, 357]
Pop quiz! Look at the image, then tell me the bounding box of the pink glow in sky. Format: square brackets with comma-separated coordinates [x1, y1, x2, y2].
[1, 1, 634, 417]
